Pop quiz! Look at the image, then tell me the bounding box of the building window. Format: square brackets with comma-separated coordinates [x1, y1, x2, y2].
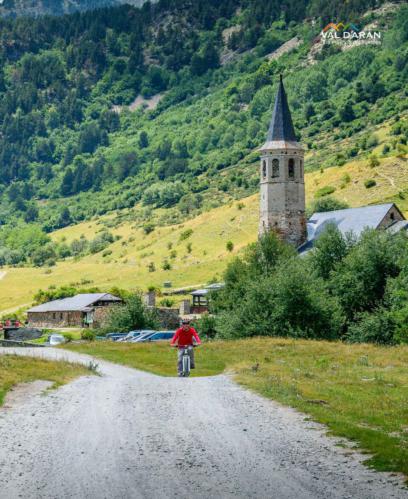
[272, 159, 279, 178]
[288, 158, 295, 179]
[262, 160, 267, 178]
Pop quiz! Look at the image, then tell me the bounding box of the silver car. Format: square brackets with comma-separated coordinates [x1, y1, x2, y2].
[48, 334, 66, 346]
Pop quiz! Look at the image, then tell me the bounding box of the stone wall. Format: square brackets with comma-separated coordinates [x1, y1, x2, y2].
[28, 311, 84, 328]
[378, 205, 405, 229]
[0, 339, 44, 348]
[92, 306, 116, 328]
[5, 328, 42, 341]
[259, 210, 307, 247]
[155, 308, 180, 329]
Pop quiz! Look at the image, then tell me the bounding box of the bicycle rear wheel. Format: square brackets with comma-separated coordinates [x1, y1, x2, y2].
[182, 352, 190, 377]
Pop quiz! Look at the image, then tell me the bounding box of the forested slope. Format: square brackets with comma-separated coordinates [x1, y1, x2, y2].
[0, 0, 149, 18]
[0, 0, 407, 269]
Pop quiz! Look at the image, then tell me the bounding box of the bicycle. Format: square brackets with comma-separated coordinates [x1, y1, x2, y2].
[181, 345, 193, 377]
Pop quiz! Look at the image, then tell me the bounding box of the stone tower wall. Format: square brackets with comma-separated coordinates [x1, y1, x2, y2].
[259, 147, 307, 247]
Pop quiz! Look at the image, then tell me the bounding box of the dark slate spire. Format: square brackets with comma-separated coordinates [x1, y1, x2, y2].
[267, 75, 297, 142]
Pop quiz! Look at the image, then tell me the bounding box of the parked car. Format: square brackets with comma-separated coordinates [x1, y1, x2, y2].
[116, 330, 146, 342]
[142, 331, 175, 342]
[129, 331, 157, 343]
[106, 332, 128, 341]
[131, 331, 175, 343]
[47, 334, 66, 346]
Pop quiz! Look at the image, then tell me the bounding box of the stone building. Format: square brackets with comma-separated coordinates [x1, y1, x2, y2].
[27, 293, 123, 328]
[259, 76, 407, 248]
[301, 203, 407, 252]
[259, 75, 306, 247]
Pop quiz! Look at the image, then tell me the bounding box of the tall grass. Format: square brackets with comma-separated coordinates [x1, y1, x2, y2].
[0, 354, 91, 406]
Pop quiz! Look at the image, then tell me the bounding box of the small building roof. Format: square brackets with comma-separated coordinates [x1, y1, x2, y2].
[191, 289, 210, 297]
[191, 283, 225, 296]
[299, 203, 404, 253]
[27, 293, 122, 313]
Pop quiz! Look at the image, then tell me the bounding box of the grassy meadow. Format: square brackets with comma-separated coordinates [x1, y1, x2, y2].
[0, 354, 91, 406]
[65, 338, 408, 478]
[1, 153, 407, 314]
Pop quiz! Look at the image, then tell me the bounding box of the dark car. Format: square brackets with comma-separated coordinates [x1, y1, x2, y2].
[140, 331, 175, 342]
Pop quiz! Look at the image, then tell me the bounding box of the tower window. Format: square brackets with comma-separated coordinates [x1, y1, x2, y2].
[262, 160, 267, 179]
[272, 159, 279, 178]
[288, 158, 295, 179]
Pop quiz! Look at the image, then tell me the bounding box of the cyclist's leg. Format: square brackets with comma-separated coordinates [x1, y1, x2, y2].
[177, 348, 183, 374]
[189, 346, 195, 369]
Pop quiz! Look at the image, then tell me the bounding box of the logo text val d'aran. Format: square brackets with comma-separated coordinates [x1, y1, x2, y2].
[321, 22, 381, 42]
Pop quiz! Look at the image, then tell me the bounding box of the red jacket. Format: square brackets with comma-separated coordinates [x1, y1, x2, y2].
[171, 327, 201, 347]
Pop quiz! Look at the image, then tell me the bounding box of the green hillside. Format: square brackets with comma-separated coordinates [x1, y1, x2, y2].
[1, 152, 407, 314]
[0, 0, 148, 18]
[0, 0, 407, 311]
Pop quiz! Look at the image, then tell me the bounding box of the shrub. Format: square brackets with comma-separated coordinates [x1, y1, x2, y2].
[382, 144, 390, 155]
[147, 262, 156, 272]
[368, 154, 380, 168]
[194, 314, 218, 339]
[89, 231, 114, 254]
[159, 298, 175, 307]
[106, 293, 158, 332]
[179, 228, 193, 241]
[63, 333, 74, 342]
[329, 230, 402, 320]
[310, 224, 350, 280]
[216, 259, 344, 340]
[226, 241, 234, 252]
[81, 330, 96, 341]
[162, 259, 172, 270]
[366, 134, 378, 148]
[307, 196, 349, 216]
[346, 309, 396, 344]
[364, 179, 376, 189]
[315, 185, 336, 198]
[186, 242, 192, 253]
[143, 223, 155, 235]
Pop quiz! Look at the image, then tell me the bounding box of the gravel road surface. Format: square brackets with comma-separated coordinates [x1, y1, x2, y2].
[0, 347, 406, 499]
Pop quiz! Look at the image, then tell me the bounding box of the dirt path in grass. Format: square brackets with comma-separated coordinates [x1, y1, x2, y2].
[0, 347, 406, 499]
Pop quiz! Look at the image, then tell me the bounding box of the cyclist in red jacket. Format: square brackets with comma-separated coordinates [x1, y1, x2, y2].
[171, 319, 201, 376]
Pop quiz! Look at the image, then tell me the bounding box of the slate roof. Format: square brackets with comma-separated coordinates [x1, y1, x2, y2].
[27, 293, 122, 313]
[299, 203, 401, 253]
[267, 75, 297, 142]
[260, 75, 302, 151]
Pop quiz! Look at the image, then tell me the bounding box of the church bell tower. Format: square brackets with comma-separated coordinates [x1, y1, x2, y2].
[259, 75, 306, 247]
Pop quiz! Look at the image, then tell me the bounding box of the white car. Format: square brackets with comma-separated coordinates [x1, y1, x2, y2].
[48, 334, 66, 346]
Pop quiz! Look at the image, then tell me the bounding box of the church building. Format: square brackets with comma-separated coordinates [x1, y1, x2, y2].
[259, 76, 408, 250]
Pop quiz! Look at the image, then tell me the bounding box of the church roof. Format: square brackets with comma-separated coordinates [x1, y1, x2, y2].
[260, 75, 302, 151]
[267, 75, 297, 142]
[299, 203, 406, 253]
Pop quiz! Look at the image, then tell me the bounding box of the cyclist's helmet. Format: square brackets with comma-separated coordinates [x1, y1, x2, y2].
[181, 318, 190, 325]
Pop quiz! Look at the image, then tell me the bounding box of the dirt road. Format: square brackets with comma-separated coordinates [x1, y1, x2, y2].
[0, 348, 406, 499]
